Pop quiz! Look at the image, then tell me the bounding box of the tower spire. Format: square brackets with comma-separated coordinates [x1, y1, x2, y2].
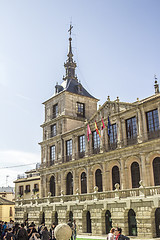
[63, 24, 77, 81]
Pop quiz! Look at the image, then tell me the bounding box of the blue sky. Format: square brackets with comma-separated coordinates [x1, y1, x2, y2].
[0, 0, 160, 187]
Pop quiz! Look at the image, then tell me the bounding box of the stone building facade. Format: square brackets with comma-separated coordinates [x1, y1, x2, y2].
[14, 167, 40, 200]
[15, 29, 160, 238]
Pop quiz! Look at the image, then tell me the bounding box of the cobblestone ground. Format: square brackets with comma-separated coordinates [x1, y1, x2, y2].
[77, 234, 160, 240]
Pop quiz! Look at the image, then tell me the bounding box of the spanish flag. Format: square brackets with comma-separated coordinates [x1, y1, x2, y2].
[95, 121, 101, 138]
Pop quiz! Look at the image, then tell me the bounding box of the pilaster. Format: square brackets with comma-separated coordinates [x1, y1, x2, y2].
[137, 108, 143, 143]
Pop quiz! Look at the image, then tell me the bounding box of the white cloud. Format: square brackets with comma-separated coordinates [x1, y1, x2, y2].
[0, 150, 40, 187]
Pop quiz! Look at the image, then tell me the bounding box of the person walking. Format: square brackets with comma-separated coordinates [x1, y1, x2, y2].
[17, 224, 28, 240]
[50, 223, 56, 240]
[114, 227, 130, 240]
[72, 220, 77, 240]
[41, 227, 50, 240]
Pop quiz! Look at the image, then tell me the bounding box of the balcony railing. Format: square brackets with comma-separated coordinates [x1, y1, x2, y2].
[127, 136, 137, 146]
[148, 129, 160, 140]
[16, 185, 160, 206]
[17, 174, 26, 179]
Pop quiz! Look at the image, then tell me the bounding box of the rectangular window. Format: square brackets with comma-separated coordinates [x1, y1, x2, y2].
[77, 102, 85, 117]
[25, 185, 30, 193]
[146, 109, 160, 139]
[78, 135, 85, 158]
[34, 184, 39, 190]
[53, 104, 58, 119]
[92, 131, 100, 154]
[33, 184, 39, 193]
[9, 207, 12, 217]
[66, 139, 72, 161]
[126, 116, 137, 145]
[108, 123, 117, 150]
[50, 145, 56, 165]
[19, 186, 24, 196]
[51, 124, 57, 137]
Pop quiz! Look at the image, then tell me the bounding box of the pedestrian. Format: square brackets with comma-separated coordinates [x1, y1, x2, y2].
[13, 223, 20, 240]
[41, 227, 50, 240]
[38, 223, 45, 238]
[27, 224, 37, 240]
[50, 223, 56, 240]
[72, 220, 76, 240]
[107, 228, 115, 240]
[17, 224, 28, 240]
[114, 227, 130, 240]
[4, 228, 14, 240]
[67, 219, 73, 240]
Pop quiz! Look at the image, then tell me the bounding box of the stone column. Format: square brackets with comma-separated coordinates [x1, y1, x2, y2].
[117, 117, 122, 148]
[46, 174, 50, 195]
[140, 153, 147, 186]
[89, 133, 93, 155]
[55, 172, 58, 196]
[105, 162, 110, 191]
[61, 171, 65, 194]
[120, 159, 126, 189]
[104, 127, 109, 151]
[85, 130, 89, 157]
[43, 175, 47, 197]
[141, 106, 148, 141]
[72, 135, 76, 161]
[87, 166, 93, 193]
[47, 145, 50, 167]
[102, 162, 107, 191]
[137, 108, 143, 143]
[121, 118, 127, 146]
[73, 169, 78, 195]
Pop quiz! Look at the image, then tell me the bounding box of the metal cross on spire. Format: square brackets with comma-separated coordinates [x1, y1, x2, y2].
[68, 24, 73, 36]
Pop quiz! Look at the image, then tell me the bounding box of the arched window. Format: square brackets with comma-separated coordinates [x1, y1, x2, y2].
[50, 176, 56, 196]
[112, 166, 120, 190]
[55, 212, 58, 226]
[153, 157, 160, 186]
[128, 209, 137, 236]
[155, 208, 160, 237]
[131, 162, 140, 188]
[95, 169, 103, 192]
[105, 210, 112, 234]
[81, 172, 87, 194]
[66, 172, 73, 195]
[86, 211, 92, 233]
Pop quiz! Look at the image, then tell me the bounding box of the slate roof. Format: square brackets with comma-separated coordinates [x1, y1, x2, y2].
[56, 78, 96, 99]
[0, 197, 14, 205]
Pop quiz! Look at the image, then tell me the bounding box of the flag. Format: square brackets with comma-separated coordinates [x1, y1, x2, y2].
[101, 117, 105, 130]
[95, 121, 101, 138]
[108, 116, 111, 136]
[101, 117, 105, 137]
[87, 124, 91, 142]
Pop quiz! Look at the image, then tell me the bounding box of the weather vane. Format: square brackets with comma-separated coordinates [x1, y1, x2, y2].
[154, 74, 157, 80]
[68, 24, 73, 36]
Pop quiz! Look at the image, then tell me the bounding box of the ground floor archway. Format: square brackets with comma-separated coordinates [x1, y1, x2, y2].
[155, 208, 160, 237]
[105, 210, 112, 234]
[86, 211, 92, 233]
[128, 209, 137, 236]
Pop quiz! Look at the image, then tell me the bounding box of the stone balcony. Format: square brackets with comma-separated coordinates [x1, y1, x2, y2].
[15, 184, 160, 207]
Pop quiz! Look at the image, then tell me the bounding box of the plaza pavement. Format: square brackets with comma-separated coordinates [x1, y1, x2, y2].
[77, 234, 160, 240]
